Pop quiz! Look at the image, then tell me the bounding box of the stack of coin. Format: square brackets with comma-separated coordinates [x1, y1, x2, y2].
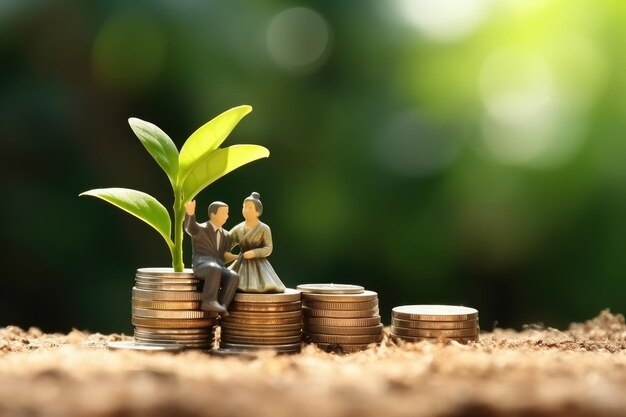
[219, 289, 302, 354]
[391, 305, 479, 344]
[131, 268, 219, 350]
[299, 284, 384, 353]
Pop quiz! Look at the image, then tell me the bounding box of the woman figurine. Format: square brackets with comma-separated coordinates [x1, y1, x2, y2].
[228, 192, 286, 293]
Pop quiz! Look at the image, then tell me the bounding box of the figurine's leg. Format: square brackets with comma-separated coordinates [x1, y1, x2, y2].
[217, 269, 240, 314]
[194, 263, 227, 314]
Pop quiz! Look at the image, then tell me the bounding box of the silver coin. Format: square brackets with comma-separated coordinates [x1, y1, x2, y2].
[106, 341, 185, 352]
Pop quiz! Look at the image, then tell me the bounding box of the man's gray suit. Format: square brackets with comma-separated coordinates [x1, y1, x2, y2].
[184, 213, 239, 313]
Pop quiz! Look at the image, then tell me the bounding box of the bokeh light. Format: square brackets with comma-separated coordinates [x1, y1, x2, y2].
[266, 7, 331, 72]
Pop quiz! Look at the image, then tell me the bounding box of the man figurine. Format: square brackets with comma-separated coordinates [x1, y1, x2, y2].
[184, 200, 239, 314]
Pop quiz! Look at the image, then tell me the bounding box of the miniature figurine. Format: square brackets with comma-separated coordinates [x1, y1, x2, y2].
[184, 200, 240, 313]
[229, 192, 286, 293]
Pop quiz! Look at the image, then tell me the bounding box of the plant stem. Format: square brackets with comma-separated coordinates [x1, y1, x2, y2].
[172, 191, 185, 272]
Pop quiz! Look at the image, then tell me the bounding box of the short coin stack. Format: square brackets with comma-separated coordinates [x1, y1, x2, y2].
[219, 289, 302, 354]
[131, 268, 219, 350]
[299, 284, 384, 353]
[391, 305, 479, 344]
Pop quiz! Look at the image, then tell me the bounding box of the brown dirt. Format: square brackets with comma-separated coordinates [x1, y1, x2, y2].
[2, 310, 626, 417]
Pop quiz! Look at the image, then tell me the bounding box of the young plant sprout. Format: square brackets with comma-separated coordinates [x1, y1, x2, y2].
[80, 105, 269, 272]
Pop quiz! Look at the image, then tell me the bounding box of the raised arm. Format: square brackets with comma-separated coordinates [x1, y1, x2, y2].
[183, 200, 199, 236]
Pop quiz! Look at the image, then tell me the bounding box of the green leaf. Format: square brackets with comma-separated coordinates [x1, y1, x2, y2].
[128, 118, 179, 186]
[79, 188, 174, 249]
[182, 145, 269, 202]
[178, 105, 252, 185]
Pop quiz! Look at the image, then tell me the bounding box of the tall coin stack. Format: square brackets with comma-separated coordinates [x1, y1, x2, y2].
[219, 289, 302, 354]
[391, 305, 479, 344]
[298, 284, 384, 353]
[131, 268, 219, 349]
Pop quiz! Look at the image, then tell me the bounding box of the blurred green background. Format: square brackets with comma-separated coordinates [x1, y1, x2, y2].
[2, 0, 625, 334]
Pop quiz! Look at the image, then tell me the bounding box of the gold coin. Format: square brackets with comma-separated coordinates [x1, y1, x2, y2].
[315, 343, 375, 353]
[107, 341, 184, 352]
[392, 318, 479, 330]
[135, 276, 200, 284]
[392, 305, 478, 321]
[133, 326, 212, 335]
[136, 267, 195, 278]
[134, 331, 213, 341]
[132, 299, 202, 310]
[301, 290, 378, 302]
[302, 299, 378, 311]
[304, 324, 383, 336]
[220, 334, 302, 345]
[302, 307, 379, 319]
[391, 326, 479, 338]
[304, 316, 382, 327]
[220, 328, 302, 337]
[305, 333, 384, 344]
[297, 283, 365, 294]
[219, 341, 301, 352]
[132, 308, 216, 319]
[132, 287, 202, 301]
[391, 334, 480, 344]
[227, 310, 302, 320]
[134, 336, 212, 345]
[220, 321, 302, 332]
[221, 316, 303, 326]
[135, 283, 199, 291]
[232, 288, 301, 303]
[228, 301, 302, 313]
[132, 317, 218, 328]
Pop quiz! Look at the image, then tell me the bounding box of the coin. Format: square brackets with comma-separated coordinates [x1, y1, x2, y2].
[392, 305, 478, 321]
[316, 343, 374, 353]
[220, 328, 302, 337]
[220, 334, 302, 345]
[107, 341, 185, 352]
[391, 334, 480, 344]
[232, 288, 301, 303]
[227, 310, 302, 320]
[135, 277, 200, 284]
[302, 299, 378, 311]
[136, 267, 195, 278]
[132, 300, 203, 310]
[134, 283, 199, 291]
[133, 331, 213, 341]
[219, 342, 301, 353]
[392, 318, 479, 330]
[302, 307, 379, 319]
[133, 326, 212, 335]
[134, 337, 212, 347]
[220, 321, 302, 332]
[221, 316, 303, 326]
[132, 317, 218, 328]
[304, 316, 382, 327]
[228, 301, 302, 313]
[300, 290, 378, 302]
[304, 324, 383, 336]
[296, 284, 365, 294]
[305, 333, 383, 344]
[391, 326, 479, 338]
[132, 287, 202, 301]
[132, 308, 216, 320]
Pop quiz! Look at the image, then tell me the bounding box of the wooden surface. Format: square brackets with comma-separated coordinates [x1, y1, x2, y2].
[1, 310, 626, 417]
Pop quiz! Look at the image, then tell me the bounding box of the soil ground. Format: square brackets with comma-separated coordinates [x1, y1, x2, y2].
[1, 310, 626, 417]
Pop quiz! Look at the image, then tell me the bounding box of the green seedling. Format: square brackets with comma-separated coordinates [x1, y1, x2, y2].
[80, 105, 269, 272]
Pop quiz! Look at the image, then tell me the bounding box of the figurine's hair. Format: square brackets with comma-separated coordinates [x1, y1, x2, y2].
[208, 201, 228, 217]
[244, 192, 263, 216]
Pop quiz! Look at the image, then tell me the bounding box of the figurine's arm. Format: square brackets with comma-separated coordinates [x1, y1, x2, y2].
[183, 200, 199, 236]
[244, 226, 273, 259]
[224, 252, 238, 263]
